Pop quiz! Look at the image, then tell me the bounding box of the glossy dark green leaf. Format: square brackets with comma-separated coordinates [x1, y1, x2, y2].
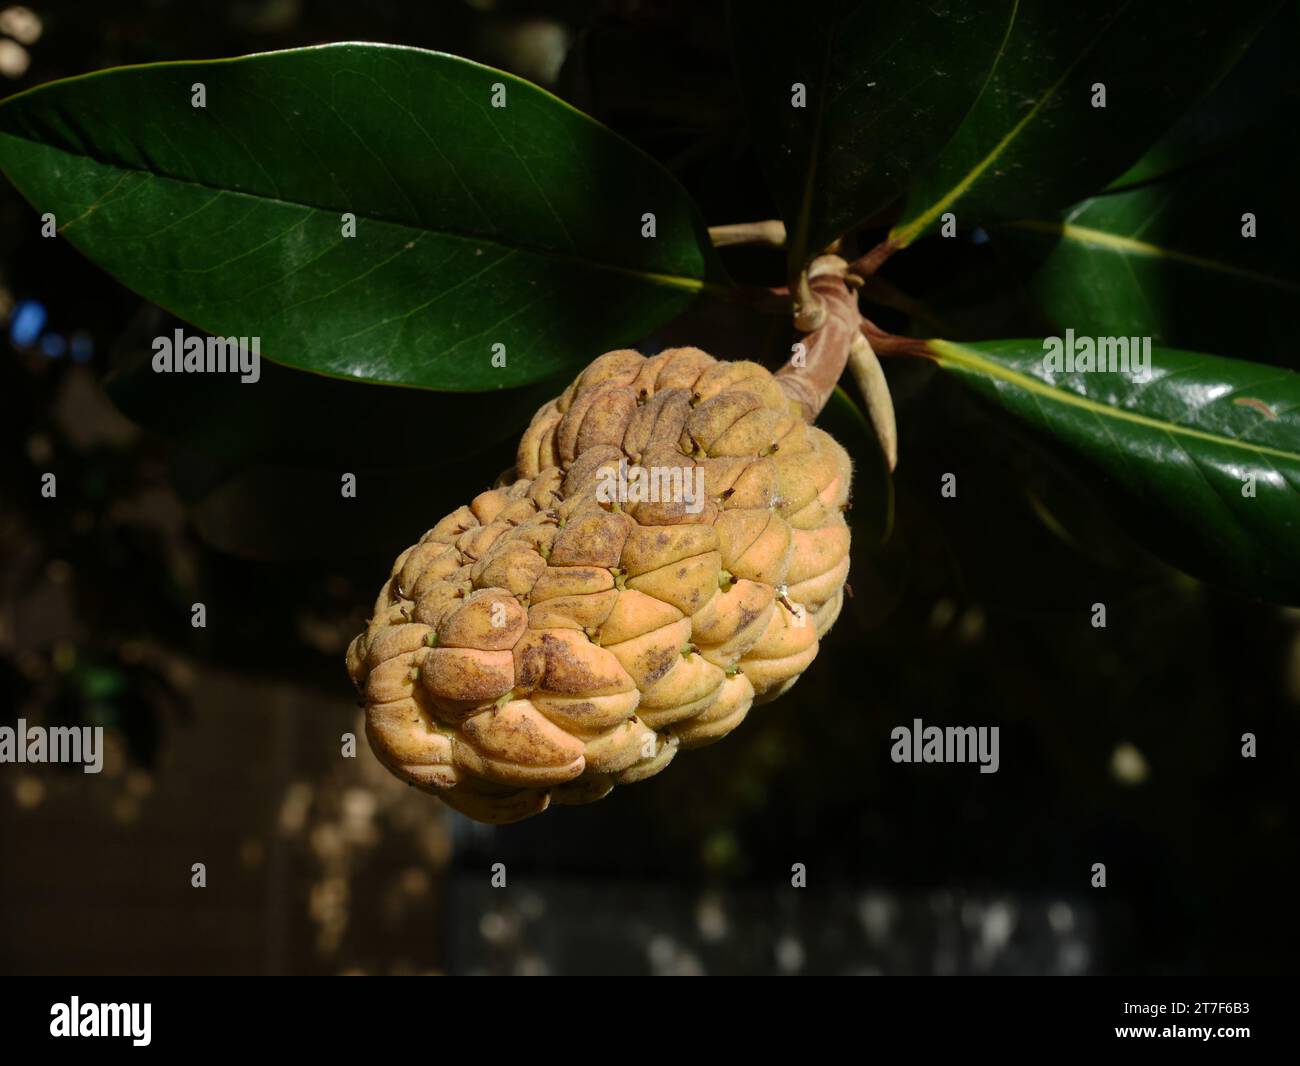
[0, 43, 723, 391]
[104, 310, 558, 469]
[1104, 4, 1295, 192]
[929, 338, 1300, 603]
[730, 0, 1014, 271]
[892, 0, 1280, 248]
[992, 126, 1300, 365]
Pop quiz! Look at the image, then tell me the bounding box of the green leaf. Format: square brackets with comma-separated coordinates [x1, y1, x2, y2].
[892, 0, 1281, 248]
[0, 43, 722, 391]
[104, 311, 557, 468]
[1104, 5, 1295, 192]
[928, 337, 1300, 603]
[730, 0, 1015, 271]
[993, 125, 1300, 365]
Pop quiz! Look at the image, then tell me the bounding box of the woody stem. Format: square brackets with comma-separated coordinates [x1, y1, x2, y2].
[708, 219, 788, 248]
[776, 255, 859, 421]
[777, 257, 903, 471]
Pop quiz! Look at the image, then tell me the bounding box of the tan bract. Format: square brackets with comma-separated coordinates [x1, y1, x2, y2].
[346, 347, 852, 823]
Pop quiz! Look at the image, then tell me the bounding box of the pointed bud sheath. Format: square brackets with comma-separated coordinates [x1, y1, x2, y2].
[348, 348, 854, 823]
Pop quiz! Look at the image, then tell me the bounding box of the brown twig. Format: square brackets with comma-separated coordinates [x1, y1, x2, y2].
[776, 255, 859, 420]
[774, 258, 913, 470]
[860, 315, 932, 360]
[708, 219, 788, 248]
[848, 236, 901, 279]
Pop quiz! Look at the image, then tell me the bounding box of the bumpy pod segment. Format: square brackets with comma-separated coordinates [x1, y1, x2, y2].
[347, 348, 852, 822]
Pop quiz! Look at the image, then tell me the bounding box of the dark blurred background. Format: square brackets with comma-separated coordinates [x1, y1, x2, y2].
[2, 0, 1298, 976]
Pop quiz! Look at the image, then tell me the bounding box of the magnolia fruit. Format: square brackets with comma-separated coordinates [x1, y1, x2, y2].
[346, 347, 852, 822]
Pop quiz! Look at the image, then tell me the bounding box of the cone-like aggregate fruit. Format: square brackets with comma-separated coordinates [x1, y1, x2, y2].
[346, 348, 852, 822]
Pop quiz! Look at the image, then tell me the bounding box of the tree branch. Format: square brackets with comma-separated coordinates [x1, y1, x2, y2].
[708, 219, 787, 248]
[848, 236, 901, 279]
[776, 255, 859, 421]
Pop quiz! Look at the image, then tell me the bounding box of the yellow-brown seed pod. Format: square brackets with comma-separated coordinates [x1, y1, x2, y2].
[346, 347, 852, 823]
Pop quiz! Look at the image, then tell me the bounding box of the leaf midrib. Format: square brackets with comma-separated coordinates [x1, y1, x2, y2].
[890, 0, 1133, 248]
[1003, 218, 1300, 294]
[930, 339, 1300, 464]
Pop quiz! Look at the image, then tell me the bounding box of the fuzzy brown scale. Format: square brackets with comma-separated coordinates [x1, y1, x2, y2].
[346, 347, 854, 823]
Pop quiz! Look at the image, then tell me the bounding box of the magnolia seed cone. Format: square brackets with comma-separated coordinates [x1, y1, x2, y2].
[346, 347, 852, 823]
